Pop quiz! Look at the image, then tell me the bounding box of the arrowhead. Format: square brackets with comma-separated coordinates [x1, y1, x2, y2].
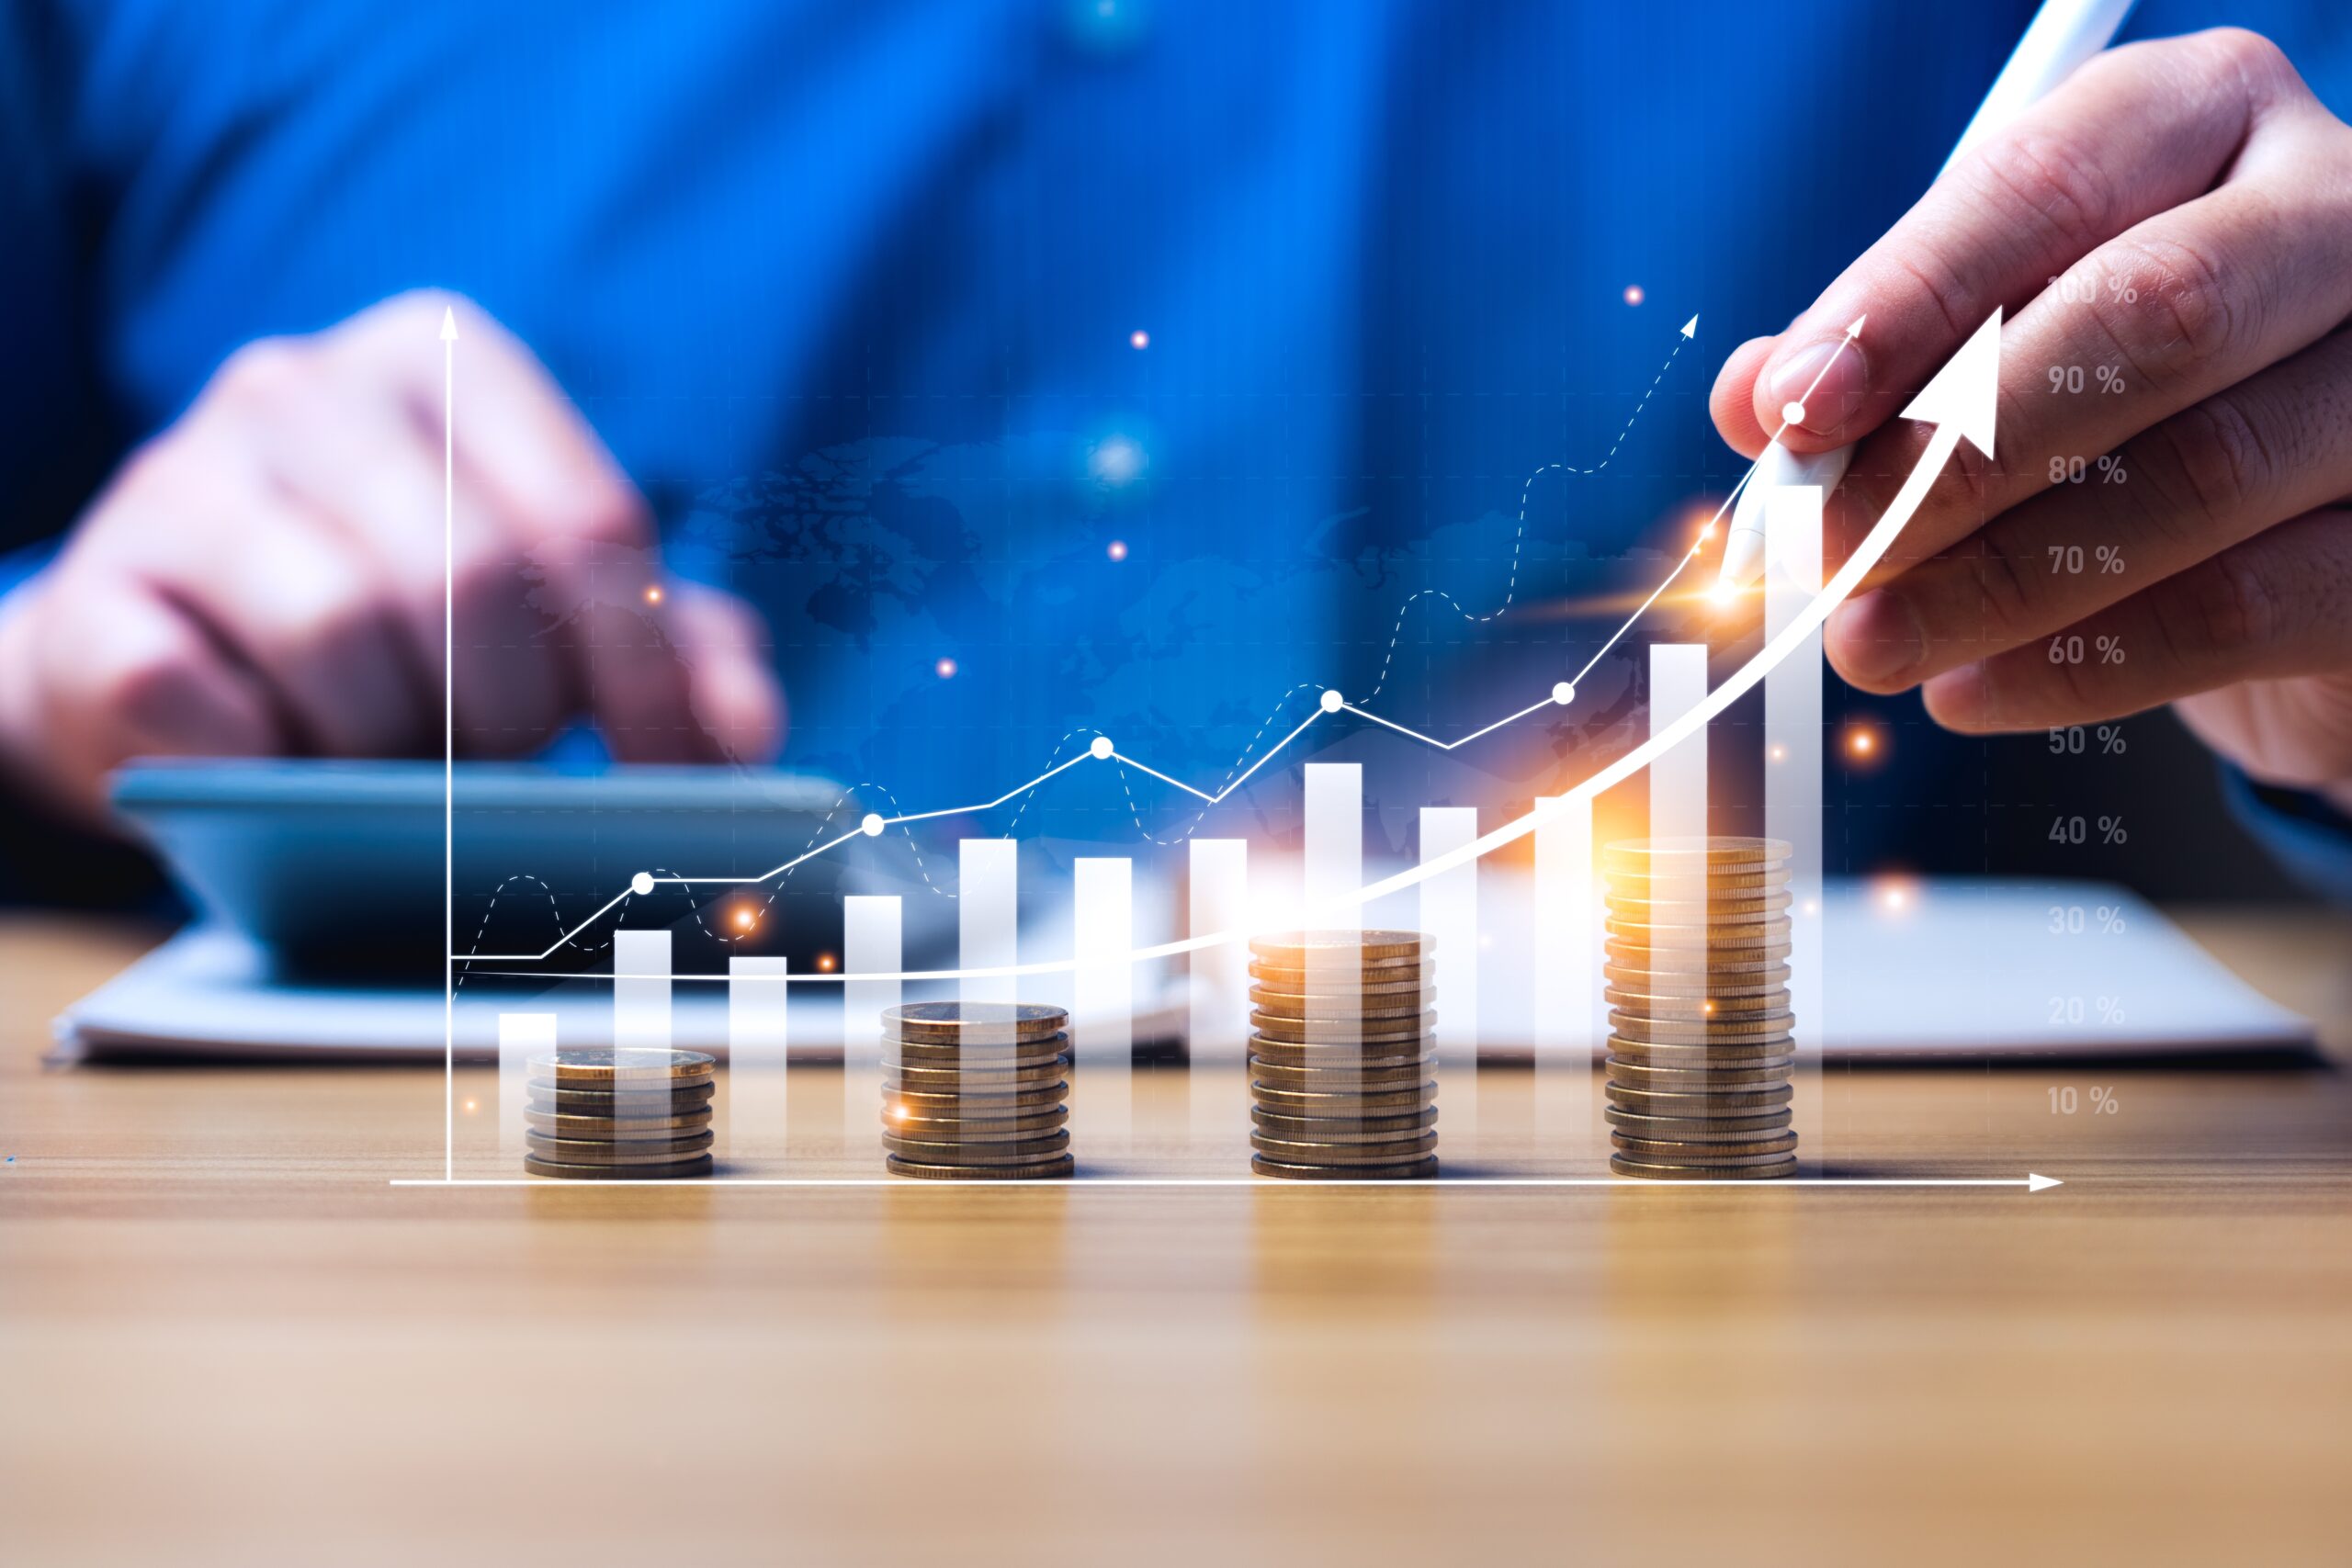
[2028, 1172, 2062, 1192]
[1901, 308, 2000, 457]
[1845, 314, 1867, 338]
[1679, 315, 1698, 339]
[439, 306, 459, 343]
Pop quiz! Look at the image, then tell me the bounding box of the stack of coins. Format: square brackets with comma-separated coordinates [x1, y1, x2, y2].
[1600, 837, 1796, 1180]
[1246, 931, 1439, 1180]
[525, 1047, 718, 1179]
[880, 1002, 1074, 1179]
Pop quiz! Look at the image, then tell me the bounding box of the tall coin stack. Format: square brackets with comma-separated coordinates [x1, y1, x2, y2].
[525, 1047, 718, 1179]
[1246, 931, 1439, 1180]
[1600, 837, 1796, 1179]
[881, 1002, 1074, 1179]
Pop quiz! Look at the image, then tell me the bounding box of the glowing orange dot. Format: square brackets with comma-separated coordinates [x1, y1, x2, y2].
[643, 584, 664, 605]
[733, 906, 756, 931]
[1849, 728, 1878, 757]
[1702, 1001, 1714, 1014]
[1106, 539, 1128, 561]
[1129, 329, 1149, 350]
[1769, 743, 1788, 762]
[1623, 285, 1645, 306]
[462, 1099, 478, 1113]
[935, 657, 957, 679]
[890, 1102, 911, 1122]
[817, 953, 836, 973]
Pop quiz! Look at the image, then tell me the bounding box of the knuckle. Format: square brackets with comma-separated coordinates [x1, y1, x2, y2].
[2170, 551, 2282, 666]
[2154, 396, 2272, 531]
[1969, 536, 2041, 634]
[2098, 232, 2242, 390]
[2198, 28, 2294, 96]
[1971, 129, 2118, 253]
[1876, 245, 1973, 342]
[215, 336, 311, 404]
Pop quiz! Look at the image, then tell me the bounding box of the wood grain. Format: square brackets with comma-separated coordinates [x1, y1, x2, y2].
[2, 909, 2347, 1566]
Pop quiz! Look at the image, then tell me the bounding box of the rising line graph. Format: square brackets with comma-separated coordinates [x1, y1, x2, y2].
[447, 309, 1955, 970]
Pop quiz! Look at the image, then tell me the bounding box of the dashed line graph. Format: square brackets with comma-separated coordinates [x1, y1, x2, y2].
[448, 308, 1951, 970]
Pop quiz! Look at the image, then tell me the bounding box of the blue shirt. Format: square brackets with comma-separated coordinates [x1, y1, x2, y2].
[4, 0, 2347, 890]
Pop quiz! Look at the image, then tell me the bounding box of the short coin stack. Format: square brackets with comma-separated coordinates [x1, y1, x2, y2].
[525, 1047, 718, 1179]
[1246, 931, 1439, 1180]
[1601, 837, 1796, 1180]
[881, 1002, 1074, 1179]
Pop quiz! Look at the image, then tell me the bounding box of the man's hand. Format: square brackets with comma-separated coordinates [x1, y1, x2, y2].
[1710, 28, 2352, 812]
[0, 291, 783, 820]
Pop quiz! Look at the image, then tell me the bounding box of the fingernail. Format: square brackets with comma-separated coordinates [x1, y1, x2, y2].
[1826, 590, 1923, 686]
[1766, 336, 1870, 435]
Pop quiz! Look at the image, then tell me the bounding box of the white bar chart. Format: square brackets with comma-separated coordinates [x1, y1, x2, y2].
[1419, 807, 1478, 1144]
[1305, 762, 1364, 1093]
[959, 840, 1017, 1007]
[497, 1011, 558, 1167]
[845, 897, 900, 1140]
[1532, 794, 1595, 1153]
[729, 956, 789, 1171]
[1074, 858, 1133, 1150]
[1189, 839, 1249, 1147]
[1766, 484, 1827, 1171]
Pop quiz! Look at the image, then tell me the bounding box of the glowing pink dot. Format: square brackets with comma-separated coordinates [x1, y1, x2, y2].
[935, 657, 957, 679]
[1129, 329, 1149, 350]
[1106, 540, 1128, 561]
[1623, 285, 1645, 307]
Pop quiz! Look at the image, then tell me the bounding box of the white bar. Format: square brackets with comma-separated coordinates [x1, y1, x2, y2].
[1305, 762, 1364, 1094]
[844, 897, 900, 1147]
[1532, 795, 1595, 1156]
[498, 1012, 558, 1168]
[1419, 807, 1478, 1145]
[958, 840, 1018, 1007]
[1188, 839, 1250, 1155]
[1649, 644, 1709, 841]
[729, 957, 790, 1172]
[613, 930, 673, 1052]
[1766, 485, 1826, 1174]
[1075, 859, 1133, 1150]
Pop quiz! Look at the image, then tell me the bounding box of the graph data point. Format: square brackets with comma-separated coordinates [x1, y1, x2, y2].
[1781, 400, 1806, 426]
[861, 813, 886, 837]
[1090, 736, 1114, 760]
[629, 872, 654, 896]
[1552, 682, 1575, 705]
[1320, 689, 1343, 713]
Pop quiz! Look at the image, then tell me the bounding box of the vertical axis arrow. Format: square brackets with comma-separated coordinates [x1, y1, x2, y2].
[441, 305, 458, 1182]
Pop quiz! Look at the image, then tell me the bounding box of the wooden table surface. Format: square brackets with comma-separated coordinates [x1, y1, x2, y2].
[4, 909, 2348, 1567]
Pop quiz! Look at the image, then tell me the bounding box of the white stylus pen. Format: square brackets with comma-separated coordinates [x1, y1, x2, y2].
[1714, 0, 2138, 590]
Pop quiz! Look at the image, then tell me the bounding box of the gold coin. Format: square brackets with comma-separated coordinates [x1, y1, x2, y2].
[887, 1153, 1075, 1180]
[527, 1081, 716, 1112]
[1601, 837, 1791, 869]
[881, 1130, 1071, 1164]
[886, 1082, 1069, 1114]
[1610, 1153, 1796, 1180]
[887, 1034, 1069, 1066]
[1250, 1053, 1440, 1084]
[1250, 1082, 1439, 1113]
[1605, 870, 1791, 897]
[1250, 1154, 1438, 1181]
[1250, 958, 1435, 988]
[1606, 940, 1792, 969]
[1250, 1107, 1440, 1141]
[524, 1130, 717, 1163]
[1606, 888, 1793, 915]
[1601, 989, 1789, 1020]
[881, 1002, 1068, 1044]
[1601, 964, 1789, 996]
[1607, 913, 1793, 942]
[523, 1109, 716, 1137]
[525, 1154, 714, 1180]
[1605, 1082, 1793, 1112]
[1247, 1036, 1440, 1068]
[1249, 930, 1429, 964]
[883, 1105, 1069, 1139]
[1608, 1011, 1795, 1043]
[1605, 1105, 1792, 1136]
[529, 1048, 717, 1085]
[1250, 978, 1436, 1008]
[1250, 1131, 1439, 1165]
[1613, 1132, 1798, 1158]
[1605, 1060, 1795, 1091]
[1604, 1039, 1798, 1066]
[1250, 1013, 1437, 1045]
[885, 1055, 1071, 1088]
[1248, 989, 1434, 1020]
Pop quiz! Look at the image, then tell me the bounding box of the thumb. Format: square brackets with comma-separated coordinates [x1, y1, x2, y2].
[667, 583, 785, 765]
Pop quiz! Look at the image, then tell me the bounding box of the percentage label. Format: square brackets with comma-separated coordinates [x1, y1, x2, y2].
[2047, 635, 2126, 666]
[2047, 724, 2128, 755]
[2046, 544, 2129, 576]
[2046, 904, 2129, 933]
[2045, 364, 2129, 394]
[2047, 815, 2128, 845]
[2049, 1085, 2123, 1115]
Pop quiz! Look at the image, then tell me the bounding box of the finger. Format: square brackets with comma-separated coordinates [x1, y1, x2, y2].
[251, 348, 569, 749]
[531, 541, 716, 762]
[1828, 326, 2352, 691]
[31, 572, 282, 809]
[1722, 29, 2315, 454]
[1710, 337, 1780, 458]
[1917, 506, 2352, 731]
[666, 583, 786, 763]
[129, 484, 424, 755]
